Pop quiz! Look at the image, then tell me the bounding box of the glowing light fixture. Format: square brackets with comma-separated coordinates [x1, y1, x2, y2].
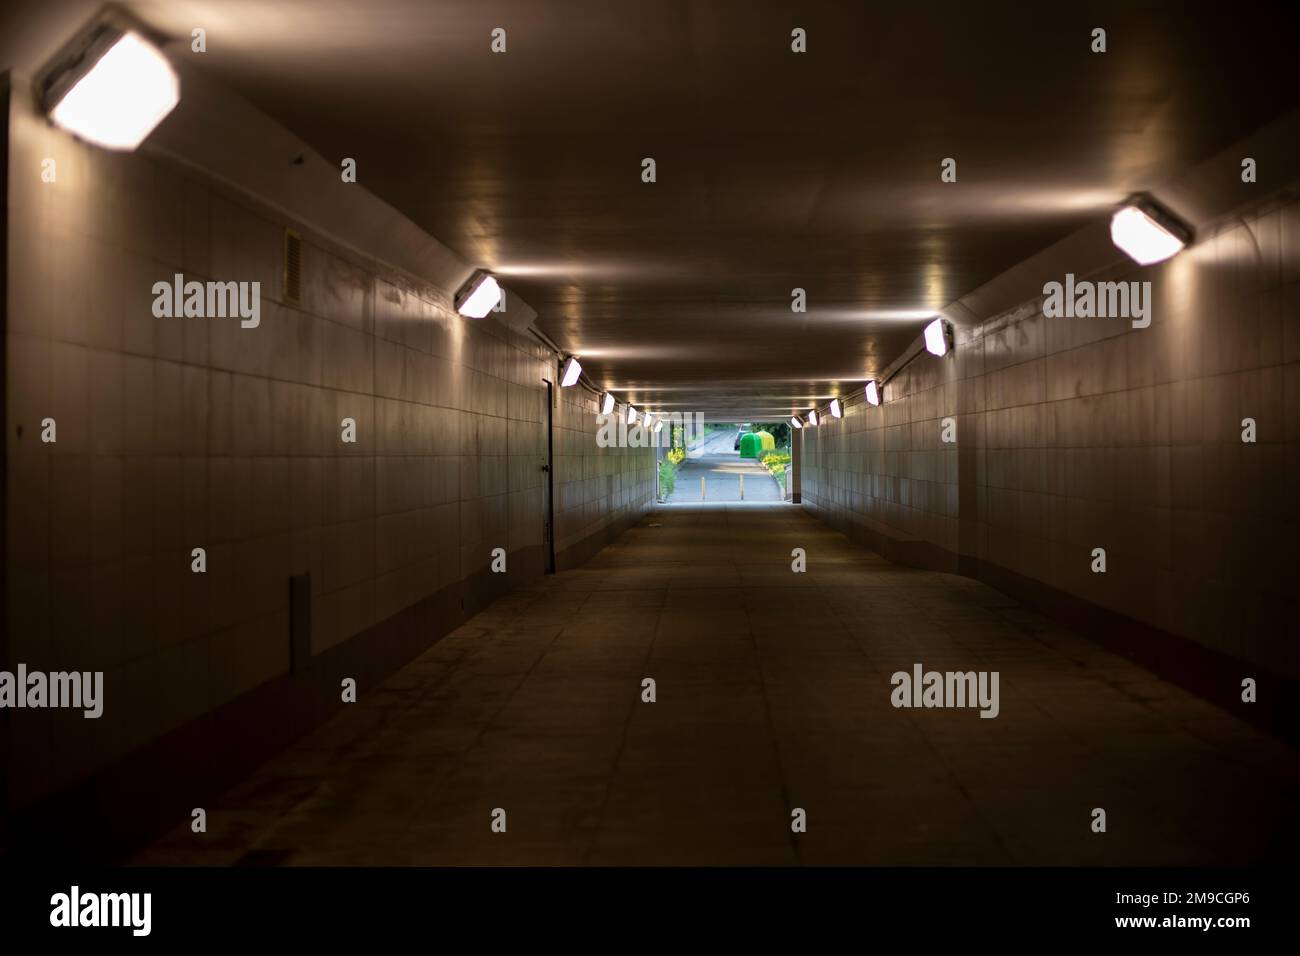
[924, 318, 953, 357]
[44, 28, 179, 151]
[601, 392, 616, 415]
[653, 420, 664, 433]
[559, 355, 582, 387]
[830, 398, 843, 419]
[808, 409, 819, 427]
[790, 417, 803, 429]
[864, 380, 881, 406]
[1110, 196, 1191, 266]
[454, 270, 502, 318]
[643, 411, 654, 428]
[627, 405, 638, 425]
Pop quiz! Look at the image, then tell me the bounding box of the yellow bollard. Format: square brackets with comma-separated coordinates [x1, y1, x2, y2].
[701, 476, 705, 500]
[740, 473, 744, 500]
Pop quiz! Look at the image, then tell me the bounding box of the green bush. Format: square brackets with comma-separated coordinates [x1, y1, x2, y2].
[760, 450, 790, 491]
[658, 456, 677, 497]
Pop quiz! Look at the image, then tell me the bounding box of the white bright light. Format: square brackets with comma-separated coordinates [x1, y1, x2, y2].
[601, 392, 615, 415]
[790, 417, 802, 429]
[653, 420, 664, 433]
[456, 273, 502, 318]
[924, 318, 950, 357]
[643, 411, 654, 428]
[49, 31, 180, 151]
[1110, 204, 1186, 265]
[627, 406, 638, 425]
[830, 398, 842, 419]
[865, 381, 880, 406]
[808, 410, 819, 427]
[560, 356, 582, 387]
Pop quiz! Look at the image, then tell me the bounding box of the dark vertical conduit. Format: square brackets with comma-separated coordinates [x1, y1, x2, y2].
[544, 378, 556, 574]
[0, 73, 13, 843]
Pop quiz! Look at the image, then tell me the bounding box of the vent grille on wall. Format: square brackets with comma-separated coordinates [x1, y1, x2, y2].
[284, 228, 302, 304]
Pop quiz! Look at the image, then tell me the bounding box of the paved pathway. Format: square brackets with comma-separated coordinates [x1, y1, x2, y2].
[133, 503, 1300, 865]
[666, 430, 782, 503]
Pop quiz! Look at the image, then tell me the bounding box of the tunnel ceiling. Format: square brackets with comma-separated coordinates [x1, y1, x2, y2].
[17, 0, 1300, 420]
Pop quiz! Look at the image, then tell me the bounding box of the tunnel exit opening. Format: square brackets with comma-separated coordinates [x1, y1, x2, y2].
[657, 421, 794, 505]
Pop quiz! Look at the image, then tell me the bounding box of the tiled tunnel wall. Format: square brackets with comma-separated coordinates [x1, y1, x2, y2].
[803, 193, 1300, 682]
[1, 93, 654, 816]
[553, 388, 657, 569]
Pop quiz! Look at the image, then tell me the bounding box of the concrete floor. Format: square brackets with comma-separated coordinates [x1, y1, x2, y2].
[133, 503, 1300, 866]
[666, 431, 783, 503]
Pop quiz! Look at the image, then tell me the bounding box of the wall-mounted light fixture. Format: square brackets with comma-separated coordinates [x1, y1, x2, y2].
[924, 317, 953, 357]
[829, 398, 843, 419]
[600, 392, 616, 415]
[807, 409, 819, 427]
[627, 405, 638, 425]
[454, 270, 502, 318]
[864, 380, 881, 406]
[790, 416, 803, 429]
[559, 355, 582, 387]
[42, 25, 179, 151]
[1110, 194, 1192, 266]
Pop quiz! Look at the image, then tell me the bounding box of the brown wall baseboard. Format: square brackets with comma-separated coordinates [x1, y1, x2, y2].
[801, 503, 959, 575]
[960, 554, 1300, 746]
[803, 502, 1298, 747]
[556, 503, 651, 572]
[2, 543, 553, 862]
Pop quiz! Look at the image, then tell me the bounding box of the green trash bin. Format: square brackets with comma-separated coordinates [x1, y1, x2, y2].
[739, 432, 763, 458]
